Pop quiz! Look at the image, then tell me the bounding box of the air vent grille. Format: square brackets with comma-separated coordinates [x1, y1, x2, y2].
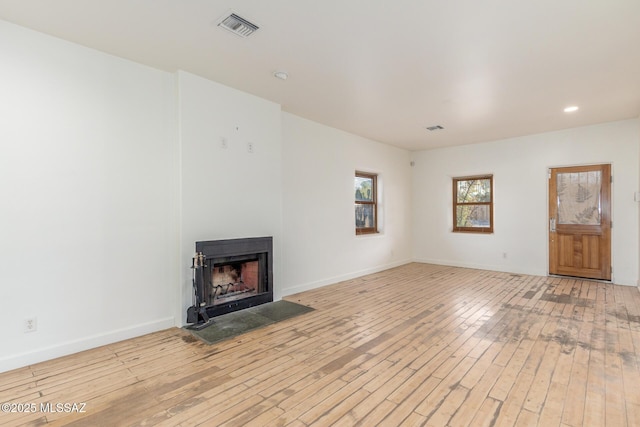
[218, 13, 259, 37]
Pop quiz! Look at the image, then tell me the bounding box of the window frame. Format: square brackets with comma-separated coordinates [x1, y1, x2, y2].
[452, 174, 494, 233]
[355, 171, 378, 235]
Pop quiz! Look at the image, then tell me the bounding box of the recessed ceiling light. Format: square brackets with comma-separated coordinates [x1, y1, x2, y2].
[273, 71, 288, 80]
[564, 106, 579, 113]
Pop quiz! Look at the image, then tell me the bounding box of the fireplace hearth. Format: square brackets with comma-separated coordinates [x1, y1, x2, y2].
[187, 237, 273, 327]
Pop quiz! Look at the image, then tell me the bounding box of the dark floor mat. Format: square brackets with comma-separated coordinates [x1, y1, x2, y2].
[187, 300, 314, 345]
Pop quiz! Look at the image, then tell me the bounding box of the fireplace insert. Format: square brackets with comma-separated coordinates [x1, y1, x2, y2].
[187, 237, 273, 327]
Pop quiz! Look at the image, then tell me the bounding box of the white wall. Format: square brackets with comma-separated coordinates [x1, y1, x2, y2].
[0, 21, 179, 372]
[281, 113, 413, 295]
[177, 71, 283, 320]
[177, 76, 414, 317]
[0, 20, 412, 371]
[412, 119, 640, 286]
[2, 18, 638, 374]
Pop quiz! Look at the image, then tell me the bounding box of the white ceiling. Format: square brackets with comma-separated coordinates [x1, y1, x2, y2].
[1, 0, 639, 150]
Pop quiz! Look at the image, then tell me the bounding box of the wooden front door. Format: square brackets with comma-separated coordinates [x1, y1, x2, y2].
[549, 164, 611, 280]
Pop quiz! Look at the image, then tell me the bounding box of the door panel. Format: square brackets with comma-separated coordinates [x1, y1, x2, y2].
[549, 164, 611, 280]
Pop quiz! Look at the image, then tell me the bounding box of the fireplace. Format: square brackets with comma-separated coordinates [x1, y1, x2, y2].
[187, 237, 273, 326]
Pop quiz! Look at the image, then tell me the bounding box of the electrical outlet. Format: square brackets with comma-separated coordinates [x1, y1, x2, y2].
[247, 142, 254, 153]
[24, 317, 37, 333]
[220, 137, 228, 149]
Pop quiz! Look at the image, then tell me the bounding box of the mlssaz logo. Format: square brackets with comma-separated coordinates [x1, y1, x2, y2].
[40, 402, 87, 413]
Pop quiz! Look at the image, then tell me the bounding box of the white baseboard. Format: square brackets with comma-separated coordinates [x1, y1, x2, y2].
[611, 276, 637, 287]
[413, 258, 638, 286]
[411, 257, 546, 277]
[281, 259, 412, 297]
[0, 317, 175, 374]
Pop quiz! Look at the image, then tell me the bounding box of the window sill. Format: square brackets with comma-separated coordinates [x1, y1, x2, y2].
[452, 229, 494, 234]
[356, 230, 380, 237]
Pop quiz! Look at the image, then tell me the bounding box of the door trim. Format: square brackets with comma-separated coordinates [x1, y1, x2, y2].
[548, 163, 612, 281]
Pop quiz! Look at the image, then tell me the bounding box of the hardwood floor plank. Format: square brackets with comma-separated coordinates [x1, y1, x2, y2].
[448, 363, 503, 426]
[521, 315, 561, 414]
[493, 372, 535, 427]
[1, 263, 639, 427]
[469, 396, 502, 427]
[537, 381, 566, 426]
[561, 318, 591, 426]
[347, 367, 413, 422]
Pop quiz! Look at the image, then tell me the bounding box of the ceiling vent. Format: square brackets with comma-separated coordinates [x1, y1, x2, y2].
[217, 13, 259, 37]
[426, 125, 444, 131]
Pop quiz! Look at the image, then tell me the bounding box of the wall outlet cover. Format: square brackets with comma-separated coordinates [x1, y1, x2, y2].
[24, 317, 37, 333]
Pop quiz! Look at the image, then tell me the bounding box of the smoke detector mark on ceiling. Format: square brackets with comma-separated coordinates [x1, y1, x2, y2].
[217, 13, 259, 37]
[426, 125, 444, 131]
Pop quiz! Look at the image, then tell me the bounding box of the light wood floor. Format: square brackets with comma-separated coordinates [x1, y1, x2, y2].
[2, 263, 640, 426]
